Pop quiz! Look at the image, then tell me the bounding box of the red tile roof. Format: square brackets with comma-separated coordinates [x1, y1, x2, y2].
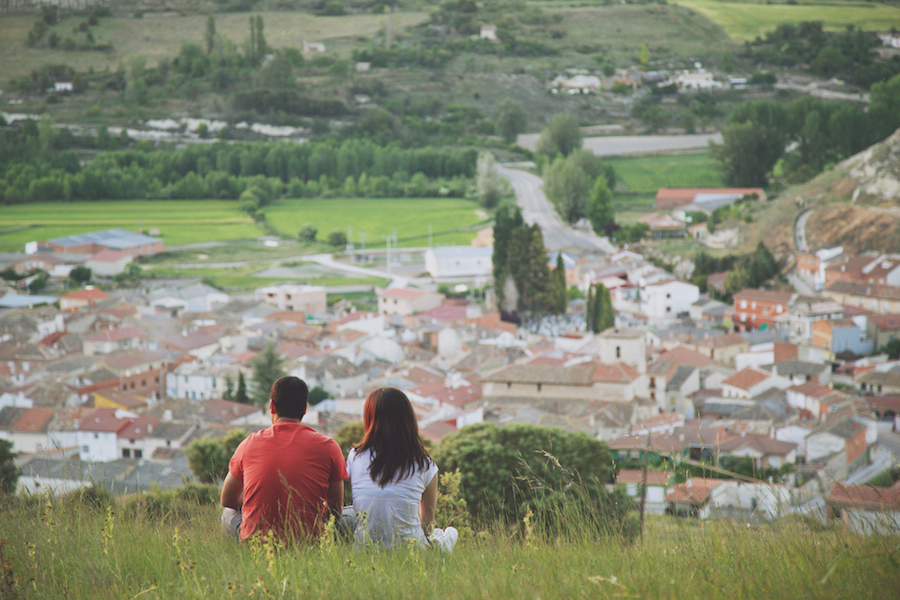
[381, 288, 429, 300]
[665, 477, 724, 505]
[102, 350, 166, 371]
[12, 407, 55, 432]
[161, 331, 219, 351]
[89, 249, 132, 262]
[616, 469, 672, 486]
[591, 362, 641, 384]
[788, 381, 833, 398]
[734, 289, 793, 303]
[61, 288, 111, 302]
[416, 304, 468, 323]
[868, 314, 900, 331]
[722, 368, 771, 391]
[204, 399, 261, 424]
[117, 416, 161, 440]
[84, 327, 146, 342]
[79, 408, 129, 433]
[827, 481, 900, 511]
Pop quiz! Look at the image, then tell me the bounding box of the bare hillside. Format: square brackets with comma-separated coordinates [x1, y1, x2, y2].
[744, 127, 900, 259]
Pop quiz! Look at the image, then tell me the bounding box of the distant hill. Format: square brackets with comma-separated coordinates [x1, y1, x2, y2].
[743, 127, 900, 260]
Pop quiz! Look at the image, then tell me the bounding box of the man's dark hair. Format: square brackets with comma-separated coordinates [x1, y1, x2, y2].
[270, 376, 309, 419]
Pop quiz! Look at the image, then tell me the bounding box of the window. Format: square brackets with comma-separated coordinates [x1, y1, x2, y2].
[213, 377, 217, 388]
[122, 449, 131, 458]
[776, 305, 783, 313]
[666, 293, 671, 299]
[82, 445, 89, 453]
[616, 346, 621, 358]
[751, 301, 756, 309]
[537, 383, 542, 392]
[740, 300, 747, 309]
[507, 382, 512, 389]
[135, 450, 143, 459]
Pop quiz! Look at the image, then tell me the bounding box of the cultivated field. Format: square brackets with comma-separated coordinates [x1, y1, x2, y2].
[608, 151, 725, 196]
[143, 264, 389, 290]
[265, 197, 490, 249]
[0, 11, 430, 79]
[0, 200, 264, 252]
[670, 0, 900, 41]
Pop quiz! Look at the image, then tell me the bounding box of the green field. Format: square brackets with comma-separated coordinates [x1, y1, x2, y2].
[265, 198, 490, 249]
[670, 0, 900, 40]
[0, 200, 264, 252]
[608, 151, 725, 195]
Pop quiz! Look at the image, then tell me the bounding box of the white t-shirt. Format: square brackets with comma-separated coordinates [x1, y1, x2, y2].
[347, 447, 438, 549]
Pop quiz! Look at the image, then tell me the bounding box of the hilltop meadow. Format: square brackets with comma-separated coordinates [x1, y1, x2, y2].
[0, 487, 897, 600]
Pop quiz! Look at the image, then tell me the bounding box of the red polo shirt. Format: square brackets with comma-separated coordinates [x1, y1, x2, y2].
[229, 422, 347, 541]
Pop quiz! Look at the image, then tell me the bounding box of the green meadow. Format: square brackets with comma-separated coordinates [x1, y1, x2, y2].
[608, 151, 726, 195]
[0, 200, 264, 252]
[144, 264, 390, 290]
[265, 198, 490, 249]
[0, 490, 897, 600]
[670, 0, 900, 40]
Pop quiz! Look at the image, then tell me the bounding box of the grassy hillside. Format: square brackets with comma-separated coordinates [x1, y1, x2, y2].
[670, 0, 900, 41]
[0, 490, 897, 600]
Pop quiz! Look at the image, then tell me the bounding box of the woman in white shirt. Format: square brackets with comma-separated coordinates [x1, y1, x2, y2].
[346, 387, 458, 552]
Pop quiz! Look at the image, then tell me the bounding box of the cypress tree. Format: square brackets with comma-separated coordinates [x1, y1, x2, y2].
[585, 285, 595, 333]
[235, 372, 249, 404]
[555, 252, 567, 315]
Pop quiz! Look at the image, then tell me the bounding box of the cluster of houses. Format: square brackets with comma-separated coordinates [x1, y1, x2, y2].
[1, 220, 899, 533]
[549, 66, 732, 96]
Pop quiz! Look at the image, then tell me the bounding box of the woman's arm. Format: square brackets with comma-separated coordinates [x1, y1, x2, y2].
[419, 474, 438, 532]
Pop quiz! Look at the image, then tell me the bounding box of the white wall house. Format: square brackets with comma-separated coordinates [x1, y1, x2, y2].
[640, 280, 699, 319]
[425, 246, 493, 278]
[166, 362, 244, 401]
[255, 284, 327, 313]
[148, 283, 231, 314]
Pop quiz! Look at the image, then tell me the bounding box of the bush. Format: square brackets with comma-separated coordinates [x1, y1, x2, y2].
[327, 231, 348, 246]
[299, 223, 318, 242]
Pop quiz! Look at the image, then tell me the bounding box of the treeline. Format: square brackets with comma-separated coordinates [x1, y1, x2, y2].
[743, 22, 900, 89]
[0, 126, 477, 204]
[713, 75, 900, 187]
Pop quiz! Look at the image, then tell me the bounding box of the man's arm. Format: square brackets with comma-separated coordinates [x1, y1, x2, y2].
[326, 479, 344, 518]
[221, 472, 244, 510]
[419, 474, 438, 532]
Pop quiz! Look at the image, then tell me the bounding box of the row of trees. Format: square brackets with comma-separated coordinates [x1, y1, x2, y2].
[0, 128, 478, 204]
[584, 283, 614, 334]
[712, 75, 900, 187]
[692, 242, 779, 300]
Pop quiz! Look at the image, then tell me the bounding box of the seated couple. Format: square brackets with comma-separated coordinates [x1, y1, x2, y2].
[221, 376, 458, 552]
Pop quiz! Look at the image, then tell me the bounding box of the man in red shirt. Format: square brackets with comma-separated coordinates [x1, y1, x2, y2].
[221, 376, 347, 542]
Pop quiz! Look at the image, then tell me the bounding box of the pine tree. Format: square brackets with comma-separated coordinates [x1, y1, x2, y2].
[250, 342, 287, 406]
[585, 285, 594, 332]
[235, 372, 250, 404]
[555, 252, 567, 315]
[205, 14, 216, 53]
[597, 283, 614, 332]
[255, 15, 267, 64]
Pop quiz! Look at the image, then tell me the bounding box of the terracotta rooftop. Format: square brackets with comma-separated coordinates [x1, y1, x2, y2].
[204, 399, 262, 424]
[161, 331, 219, 351]
[657, 346, 724, 369]
[380, 288, 430, 300]
[788, 381, 834, 398]
[722, 368, 771, 391]
[868, 314, 900, 331]
[117, 416, 161, 440]
[84, 327, 146, 343]
[697, 333, 747, 349]
[78, 408, 129, 433]
[95, 389, 149, 409]
[11, 407, 55, 432]
[733, 289, 793, 303]
[616, 469, 672, 486]
[665, 477, 724, 505]
[826, 280, 900, 301]
[717, 433, 796, 456]
[102, 350, 166, 371]
[827, 481, 900, 511]
[415, 304, 468, 323]
[60, 288, 111, 302]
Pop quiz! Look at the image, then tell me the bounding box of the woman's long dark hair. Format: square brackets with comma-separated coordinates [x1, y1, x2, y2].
[355, 387, 431, 488]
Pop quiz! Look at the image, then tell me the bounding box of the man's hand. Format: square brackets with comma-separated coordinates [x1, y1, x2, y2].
[326, 479, 344, 518]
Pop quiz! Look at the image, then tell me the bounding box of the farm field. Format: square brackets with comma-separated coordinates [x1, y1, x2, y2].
[265, 197, 490, 249]
[669, 0, 900, 40]
[607, 151, 725, 195]
[0, 11, 430, 79]
[0, 200, 265, 252]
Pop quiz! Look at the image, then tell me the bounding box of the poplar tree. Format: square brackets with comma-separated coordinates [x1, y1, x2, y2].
[235, 372, 250, 404]
[555, 252, 567, 314]
[205, 15, 216, 53]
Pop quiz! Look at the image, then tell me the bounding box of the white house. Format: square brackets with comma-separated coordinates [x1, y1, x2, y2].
[377, 288, 444, 316]
[425, 246, 493, 278]
[76, 408, 135, 463]
[82, 327, 145, 355]
[85, 249, 133, 276]
[255, 284, 326, 313]
[721, 367, 792, 399]
[639, 279, 699, 319]
[148, 283, 231, 314]
[166, 362, 244, 401]
[597, 327, 647, 373]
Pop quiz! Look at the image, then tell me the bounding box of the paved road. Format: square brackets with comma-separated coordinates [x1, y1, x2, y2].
[497, 165, 617, 254]
[516, 132, 723, 155]
[795, 209, 813, 252]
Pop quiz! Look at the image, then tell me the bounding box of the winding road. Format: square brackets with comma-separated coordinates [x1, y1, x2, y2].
[498, 165, 617, 254]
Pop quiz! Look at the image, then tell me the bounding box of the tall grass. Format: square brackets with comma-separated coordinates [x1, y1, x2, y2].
[1, 485, 898, 600]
